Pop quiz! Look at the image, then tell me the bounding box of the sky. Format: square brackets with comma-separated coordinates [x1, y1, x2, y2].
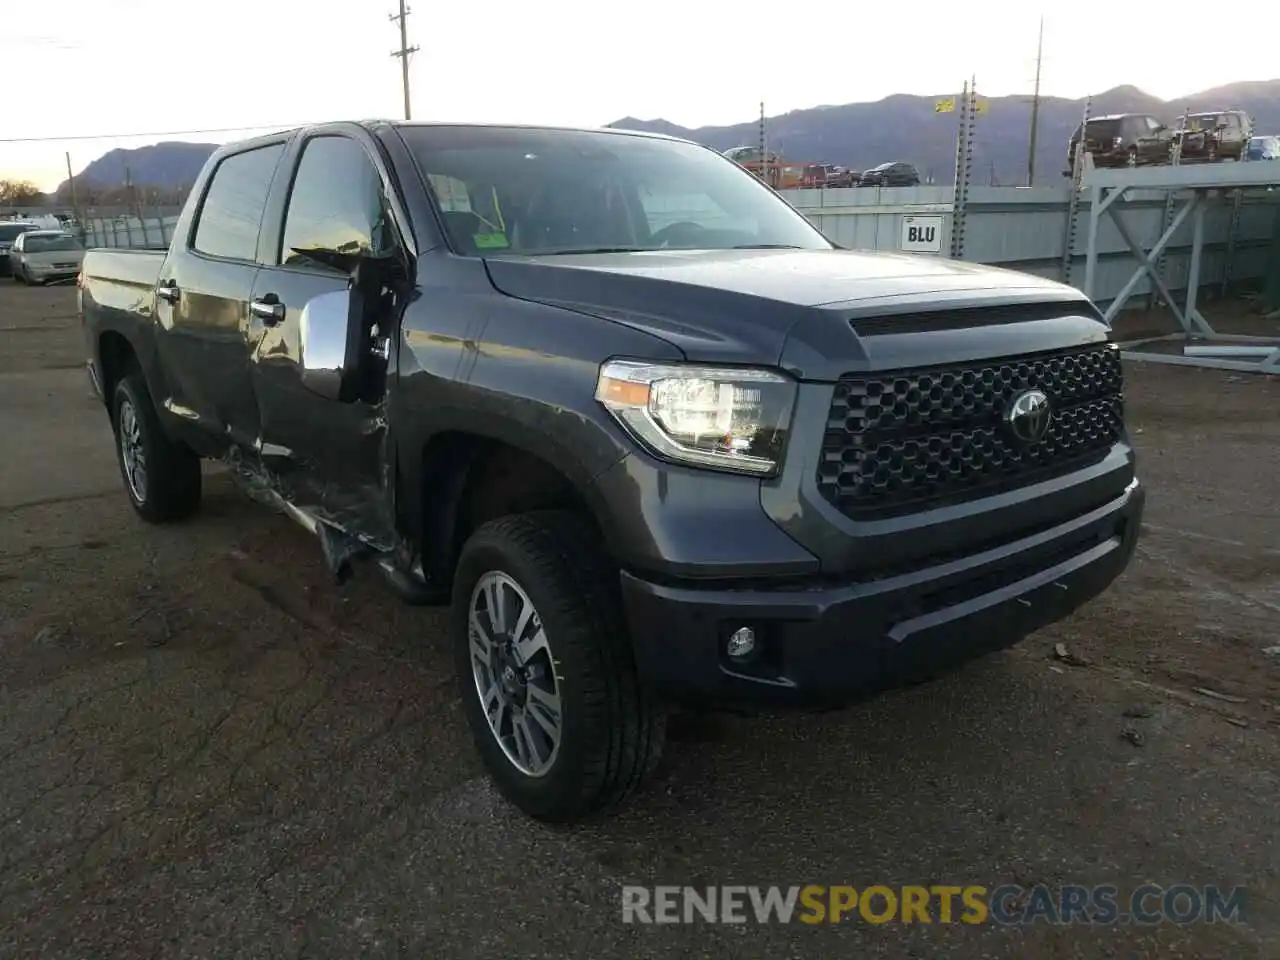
[7, 0, 1280, 191]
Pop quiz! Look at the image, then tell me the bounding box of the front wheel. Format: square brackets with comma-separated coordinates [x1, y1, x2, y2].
[451, 511, 665, 822]
[111, 371, 202, 522]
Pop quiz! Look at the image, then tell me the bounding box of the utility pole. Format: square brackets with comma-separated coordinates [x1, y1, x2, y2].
[64, 152, 81, 224]
[390, 0, 420, 121]
[1026, 16, 1044, 186]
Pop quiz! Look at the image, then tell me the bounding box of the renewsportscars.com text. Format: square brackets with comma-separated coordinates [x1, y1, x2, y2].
[621, 884, 1246, 926]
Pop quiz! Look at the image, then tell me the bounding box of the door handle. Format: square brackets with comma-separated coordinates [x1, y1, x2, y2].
[156, 282, 180, 303]
[250, 296, 285, 326]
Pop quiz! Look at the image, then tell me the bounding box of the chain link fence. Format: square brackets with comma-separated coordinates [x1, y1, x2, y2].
[80, 213, 179, 250]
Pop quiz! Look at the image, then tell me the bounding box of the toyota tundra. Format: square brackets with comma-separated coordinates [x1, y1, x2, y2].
[79, 121, 1143, 822]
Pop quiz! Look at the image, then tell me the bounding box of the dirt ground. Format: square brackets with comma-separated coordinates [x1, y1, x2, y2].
[1, 283, 1278, 959]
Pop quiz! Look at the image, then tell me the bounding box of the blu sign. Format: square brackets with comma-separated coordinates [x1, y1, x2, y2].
[900, 215, 943, 253]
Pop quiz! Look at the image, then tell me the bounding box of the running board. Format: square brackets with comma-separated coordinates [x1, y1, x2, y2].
[224, 451, 445, 600]
[274, 498, 368, 584]
[377, 556, 449, 606]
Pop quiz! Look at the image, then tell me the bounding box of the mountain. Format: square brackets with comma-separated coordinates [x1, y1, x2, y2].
[608, 80, 1280, 185]
[53, 79, 1280, 199]
[61, 141, 219, 193]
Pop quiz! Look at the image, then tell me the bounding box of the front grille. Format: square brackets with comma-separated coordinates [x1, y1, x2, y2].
[816, 344, 1124, 519]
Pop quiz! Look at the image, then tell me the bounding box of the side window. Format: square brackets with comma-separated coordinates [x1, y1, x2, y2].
[192, 143, 285, 261]
[279, 136, 391, 270]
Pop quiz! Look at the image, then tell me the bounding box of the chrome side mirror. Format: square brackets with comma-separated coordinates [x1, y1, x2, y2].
[299, 289, 358, 401]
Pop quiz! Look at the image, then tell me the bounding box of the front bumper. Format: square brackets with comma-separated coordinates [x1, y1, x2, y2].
[27, 266, 81, 282]
[621, 479, 1143, 708]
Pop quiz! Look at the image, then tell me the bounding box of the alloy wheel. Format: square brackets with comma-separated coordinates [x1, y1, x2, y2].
[468, 571, 563, 777]
[118, 398, 147, 503]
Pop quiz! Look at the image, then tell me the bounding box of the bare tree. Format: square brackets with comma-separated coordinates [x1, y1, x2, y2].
[0, 179, 45, 205]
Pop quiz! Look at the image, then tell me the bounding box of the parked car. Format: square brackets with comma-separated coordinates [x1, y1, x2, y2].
[801, 163, 828, 188]
[1066, 114, 1172, 173]
[1245, 135, 1280, 161]
[80, 120, 1142, 823]
[9, 230, 85, 285]
[826, 165, 858, 187]
[0, 220, 42, 276]
[1175, 110, 1253, 162]
[858, 161, 920, 186]
[803, 164, 858, 188]
[722, 146, 803, 189]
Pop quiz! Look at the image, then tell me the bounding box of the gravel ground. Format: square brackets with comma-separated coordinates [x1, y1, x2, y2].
[1, 284, 1278, 959]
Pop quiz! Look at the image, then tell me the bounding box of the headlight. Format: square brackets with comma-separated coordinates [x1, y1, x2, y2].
[1113, 136, 1123, 146]
[595, 360, 795, 476]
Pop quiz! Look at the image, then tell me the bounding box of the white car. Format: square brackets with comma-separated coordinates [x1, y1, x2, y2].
[0, 221, 42, 277]
[9, 230, 85, 285]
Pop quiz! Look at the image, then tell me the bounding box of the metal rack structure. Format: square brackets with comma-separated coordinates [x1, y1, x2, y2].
[1151, 109, 1189, 302]
[1081, 162, 1280, 374]
[949, 79, 977, 260]
[1059, 96, 1092, 284]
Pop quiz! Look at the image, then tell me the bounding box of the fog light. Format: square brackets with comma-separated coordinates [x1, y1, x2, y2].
[726, 626, 757, 660]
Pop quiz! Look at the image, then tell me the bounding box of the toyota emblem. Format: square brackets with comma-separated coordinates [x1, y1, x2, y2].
[1006, 389, 1052, 443]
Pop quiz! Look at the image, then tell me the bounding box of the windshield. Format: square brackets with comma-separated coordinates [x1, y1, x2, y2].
[0, 224, 37, 242]
[399, 126, 833, 256]
[24, 234, 83, 253]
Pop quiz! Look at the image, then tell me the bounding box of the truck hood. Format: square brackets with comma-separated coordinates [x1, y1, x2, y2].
[483, 248, 1103, 377]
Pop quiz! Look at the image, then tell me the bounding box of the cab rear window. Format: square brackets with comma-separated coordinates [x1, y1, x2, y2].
[1084, 120, 1121, 140]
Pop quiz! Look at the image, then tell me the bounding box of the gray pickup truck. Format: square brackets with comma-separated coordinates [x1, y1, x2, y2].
[79, 121, 1143, 822]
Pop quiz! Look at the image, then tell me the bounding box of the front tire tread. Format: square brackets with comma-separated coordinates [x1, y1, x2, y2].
[453, 510, 664, 822]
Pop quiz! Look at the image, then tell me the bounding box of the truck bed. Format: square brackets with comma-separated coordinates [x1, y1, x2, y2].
[80, 248, 168, 390]
[82, 247, 166, 290]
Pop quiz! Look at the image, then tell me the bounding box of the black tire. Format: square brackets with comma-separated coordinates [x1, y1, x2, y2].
[12, 267, 24, 284]
[111, 371, 202, 523]
[451, 511, 665, 822]
[1126, 147, 1139, 168]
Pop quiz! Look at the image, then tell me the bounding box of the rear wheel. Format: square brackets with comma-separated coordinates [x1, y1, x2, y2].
[111, 371, 202, 523]
[451, 511, 665, 822]
[1126, 147, 1139, 168]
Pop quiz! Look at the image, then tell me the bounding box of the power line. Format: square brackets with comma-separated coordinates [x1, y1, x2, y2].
[0, 121, 327, 145]
[390, 1, 419, 121]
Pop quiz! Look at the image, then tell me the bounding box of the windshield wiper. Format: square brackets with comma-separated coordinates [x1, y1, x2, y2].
[532, 246, 652, 256]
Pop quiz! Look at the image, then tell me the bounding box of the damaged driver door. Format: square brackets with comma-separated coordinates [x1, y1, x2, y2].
[247, 132, 403, 547]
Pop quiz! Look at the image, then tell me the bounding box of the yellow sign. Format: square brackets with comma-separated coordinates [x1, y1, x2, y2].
[975, 98, 990, 115]
[935, 98, 955, 114]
